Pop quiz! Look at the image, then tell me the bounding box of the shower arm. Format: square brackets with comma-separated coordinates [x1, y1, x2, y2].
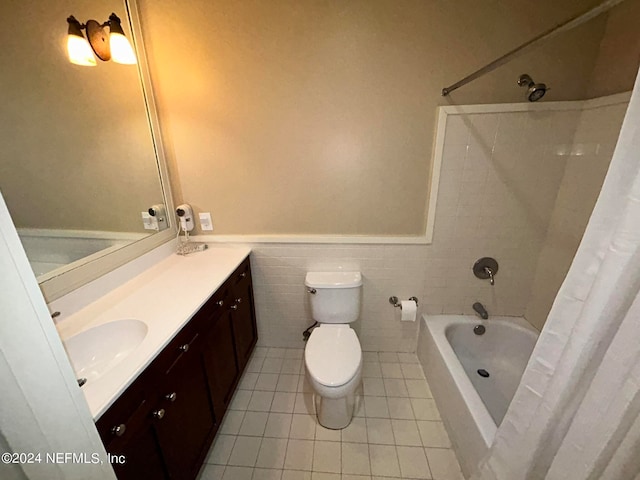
[441, 0, 625, 97]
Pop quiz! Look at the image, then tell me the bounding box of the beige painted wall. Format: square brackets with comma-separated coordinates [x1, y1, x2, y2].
[0, 0, 163, 233]
[138, 0, 607, 235]
[588, 0, 640, 98]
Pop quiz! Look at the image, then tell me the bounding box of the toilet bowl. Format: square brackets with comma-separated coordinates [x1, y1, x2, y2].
[305, 324, 362, 429]
[304, 272, 363, 429]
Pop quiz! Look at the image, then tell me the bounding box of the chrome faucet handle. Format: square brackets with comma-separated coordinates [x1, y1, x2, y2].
[483, 267, 495, 285]
[473, 257, 498, 286]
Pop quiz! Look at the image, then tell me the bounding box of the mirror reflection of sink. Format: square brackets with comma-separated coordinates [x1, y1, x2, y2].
[63, 319, 148, 385]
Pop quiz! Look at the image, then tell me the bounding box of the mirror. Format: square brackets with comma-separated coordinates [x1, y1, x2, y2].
[0, 0, 175, 301]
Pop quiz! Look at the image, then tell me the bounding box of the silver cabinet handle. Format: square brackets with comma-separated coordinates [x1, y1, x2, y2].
[153, 409, 165, 420]
[240, 272, 246, 278]
[165, 392, 177, 402]
[235, 297, 242, 304]
[216, 300, 224, 307]
[230, 305, 238, 311]
[111, 424, 126, 437]
[179, 344, 189, 353]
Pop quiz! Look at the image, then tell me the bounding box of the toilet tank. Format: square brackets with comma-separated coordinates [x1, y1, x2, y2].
[305, 272, 362, 323]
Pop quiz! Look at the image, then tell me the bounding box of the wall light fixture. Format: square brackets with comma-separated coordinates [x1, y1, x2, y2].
[66, 13, 137, 66]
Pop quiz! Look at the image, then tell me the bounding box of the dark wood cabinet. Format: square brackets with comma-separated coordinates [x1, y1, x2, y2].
[229, 261, 258, 372]
[96, 370, 169, 480]
[201, 257, 257, 418]
[153, 330, 216, 480]
[96, 255, 257, 480]
[108, 416, 169, 480]
[202, 304, 239, 416]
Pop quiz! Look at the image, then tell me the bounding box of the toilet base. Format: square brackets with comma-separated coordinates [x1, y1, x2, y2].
[315, 389, 361, 429]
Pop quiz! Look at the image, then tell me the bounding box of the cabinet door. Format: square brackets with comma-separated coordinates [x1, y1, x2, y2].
[107, 417, 169, 480]
[202, 306, 240, 416]
[153, 332, 216, 480]
[96, 373, 169, 480]
[229, 261, 258, 372]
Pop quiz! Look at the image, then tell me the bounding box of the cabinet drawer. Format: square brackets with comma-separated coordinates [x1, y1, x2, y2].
[229, 258, 251, 288]
[152, 321, 201, 376]
[190, 287, 228, 330]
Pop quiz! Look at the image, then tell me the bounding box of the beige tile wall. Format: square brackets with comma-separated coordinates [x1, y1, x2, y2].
[427, 108, 579, 318]
[525, 99, 629, 330]
[250, 244, 426, 352]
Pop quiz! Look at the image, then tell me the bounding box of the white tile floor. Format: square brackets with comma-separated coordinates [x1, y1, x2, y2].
[198, 348, 464, 480]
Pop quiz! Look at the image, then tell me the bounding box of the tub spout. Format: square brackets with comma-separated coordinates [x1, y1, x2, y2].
[473, 302, 489, 320]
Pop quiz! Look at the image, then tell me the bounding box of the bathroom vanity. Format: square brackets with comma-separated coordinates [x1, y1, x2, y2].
[57, 247, 257, 480]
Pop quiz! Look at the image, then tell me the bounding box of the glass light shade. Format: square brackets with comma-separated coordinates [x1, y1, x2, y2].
[109, 32, 137, 64]
[67, 34, 97, 66]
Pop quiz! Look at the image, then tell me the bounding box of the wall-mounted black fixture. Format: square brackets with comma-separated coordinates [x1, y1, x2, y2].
[66, 13, 136, 66]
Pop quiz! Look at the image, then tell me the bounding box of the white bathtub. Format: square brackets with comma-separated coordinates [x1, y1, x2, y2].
[417, 314, 538, 478]
[17, 229, 146, 279]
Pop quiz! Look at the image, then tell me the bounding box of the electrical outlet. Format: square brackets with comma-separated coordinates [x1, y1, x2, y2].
[199, 212, 213, 231]
[141, 212, 158, 230]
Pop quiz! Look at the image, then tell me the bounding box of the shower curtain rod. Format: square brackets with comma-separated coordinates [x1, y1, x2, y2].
[441, 0, 626, 97]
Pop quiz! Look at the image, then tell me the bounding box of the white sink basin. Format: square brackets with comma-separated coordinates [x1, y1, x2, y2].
[63, 319, 148, 384]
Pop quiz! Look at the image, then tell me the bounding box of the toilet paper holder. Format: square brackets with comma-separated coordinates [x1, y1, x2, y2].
[389, 296, 419, 308]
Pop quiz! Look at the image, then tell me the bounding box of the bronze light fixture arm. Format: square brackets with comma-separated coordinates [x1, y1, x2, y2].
[66, 13, 135, 64]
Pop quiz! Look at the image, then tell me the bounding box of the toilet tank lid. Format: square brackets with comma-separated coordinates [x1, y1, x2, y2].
[305, 272, 362, 288]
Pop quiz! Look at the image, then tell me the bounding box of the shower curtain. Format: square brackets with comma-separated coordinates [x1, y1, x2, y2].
[473, 68, 640, 480]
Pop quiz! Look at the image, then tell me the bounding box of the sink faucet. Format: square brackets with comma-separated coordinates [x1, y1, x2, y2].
[473, 302, 488, 320]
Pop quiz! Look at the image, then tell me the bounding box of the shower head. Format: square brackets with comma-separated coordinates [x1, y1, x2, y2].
[518, 73, 548, 102]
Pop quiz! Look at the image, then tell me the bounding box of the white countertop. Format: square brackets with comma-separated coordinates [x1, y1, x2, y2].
[56, 245, 252, 419]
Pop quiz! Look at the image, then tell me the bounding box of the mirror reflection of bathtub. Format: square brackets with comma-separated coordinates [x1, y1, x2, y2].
[18, 229, 146, 279]
[418, 314, 538, 478]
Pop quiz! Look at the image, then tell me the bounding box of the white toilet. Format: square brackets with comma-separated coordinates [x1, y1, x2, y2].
[304, 271, 363, 429]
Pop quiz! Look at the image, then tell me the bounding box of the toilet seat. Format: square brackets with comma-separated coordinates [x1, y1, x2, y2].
[305, 324, 361, 387]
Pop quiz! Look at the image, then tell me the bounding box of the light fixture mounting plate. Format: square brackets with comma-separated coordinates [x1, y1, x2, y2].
[86, 19, 111, 61]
